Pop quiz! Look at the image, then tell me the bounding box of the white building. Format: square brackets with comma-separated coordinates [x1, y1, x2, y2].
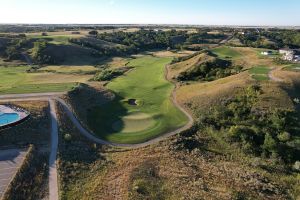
[279, 48, 300, 62]
[284, 52, 294, 61]
[279, 48, 295, 55]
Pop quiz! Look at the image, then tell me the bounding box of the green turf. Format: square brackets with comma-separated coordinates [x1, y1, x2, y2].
[211, 46, 242, 59]
[87, 56, 189, 143]
[0, 66, 78, 94]
[28, 35, 77, 45]
[0, 82, 76, 94]
[283, 64, 300, 71]
[249, 66, 271, 81]
[251, 74, 269, 81]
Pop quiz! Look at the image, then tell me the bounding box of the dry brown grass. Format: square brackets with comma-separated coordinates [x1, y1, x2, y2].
[273, 69, 300, 85]
[150, 50, 195, 58]
[38, 65, 98, 73]
[232, 47, 275, 68]
[176, 72, 253, 113]
[103, 57, 131, 69]
[25, 72, 93, 84]
[168, 52, 214, 79]
[256, 81, 294, 110]
[68, 138, 288, 200]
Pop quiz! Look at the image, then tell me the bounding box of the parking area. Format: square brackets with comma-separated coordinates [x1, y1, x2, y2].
[0, 148, 27, 198]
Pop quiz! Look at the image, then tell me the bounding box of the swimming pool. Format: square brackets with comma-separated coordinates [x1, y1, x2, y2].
[0, 113, 20, 126]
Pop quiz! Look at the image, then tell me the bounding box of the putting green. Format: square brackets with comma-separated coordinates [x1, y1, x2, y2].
[87, 56, 189, 143]
[112, 112, 155, 133]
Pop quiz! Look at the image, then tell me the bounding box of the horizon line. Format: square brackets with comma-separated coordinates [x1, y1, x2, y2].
[0, 23, 300, 28]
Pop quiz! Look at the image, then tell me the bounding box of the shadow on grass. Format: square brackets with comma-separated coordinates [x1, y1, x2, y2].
[87, 93, 128, 139]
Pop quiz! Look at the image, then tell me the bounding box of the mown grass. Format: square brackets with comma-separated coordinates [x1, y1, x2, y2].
[87, 56, 189, 143]
[283, 64, 300, 71]
[0, 82, 76, 94]
[211, 46, 242, 59]
[28, 35, 81, 45]
[38, 65, 99, 74]
[249, 66, 271, 81]
[0, 66, 85, 94]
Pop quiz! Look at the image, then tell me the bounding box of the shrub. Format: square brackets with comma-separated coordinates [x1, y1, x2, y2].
[277, 131, 291, 142]
[293, 161, 300, 171]
[64, 133, 72, 141]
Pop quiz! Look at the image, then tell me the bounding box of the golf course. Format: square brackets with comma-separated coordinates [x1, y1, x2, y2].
[87, 56, 189, 143]
[0, 66, 91, 94]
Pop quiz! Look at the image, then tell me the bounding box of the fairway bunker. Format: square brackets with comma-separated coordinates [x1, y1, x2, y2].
[112, 112, 155, 133]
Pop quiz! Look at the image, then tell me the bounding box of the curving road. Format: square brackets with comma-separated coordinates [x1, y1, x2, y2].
[0, 84, 194, 148]
[0, 63, 194, 148]
[0, 62, 194, 199]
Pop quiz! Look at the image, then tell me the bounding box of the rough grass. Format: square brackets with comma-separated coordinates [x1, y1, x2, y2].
[0, 66, 90, 94]
[176, 72, 253, 114]
[231, 47, 276, 68]
[87, 56, 189, 143]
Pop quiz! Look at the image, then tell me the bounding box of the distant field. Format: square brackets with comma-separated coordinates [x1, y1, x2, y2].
[211, 46, 242, 59]
[87, 56, 188, 143]
[38, 65, 99, 74]
[0, 66, 90, 94]
[254, 49, 279, 59]
[249, 66, 271, 81]
[27, 34, 82, 45]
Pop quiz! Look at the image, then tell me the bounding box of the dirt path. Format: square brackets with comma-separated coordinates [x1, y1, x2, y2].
[268, 67, 284, 82]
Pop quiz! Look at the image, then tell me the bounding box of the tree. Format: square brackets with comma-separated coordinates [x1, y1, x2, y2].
[263, 133, 277, 154]
[88, 30, 98, 36]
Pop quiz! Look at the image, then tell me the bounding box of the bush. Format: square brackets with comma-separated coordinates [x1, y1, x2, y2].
[92, 67, 132, 81]
[277, 131, 291, 142]
[198, 85, 300, 163]
[177, 58, 242, 82]
[293, 161, 300, 171]
[64, 133, 72, 141]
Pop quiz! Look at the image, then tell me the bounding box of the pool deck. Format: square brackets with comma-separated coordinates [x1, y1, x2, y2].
[0, 148, 28, 199]
[0, 105, 29, 128]
[0, 105, 28, 118]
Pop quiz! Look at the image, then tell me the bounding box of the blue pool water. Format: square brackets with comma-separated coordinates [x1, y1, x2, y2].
[0, 113, 20, 126]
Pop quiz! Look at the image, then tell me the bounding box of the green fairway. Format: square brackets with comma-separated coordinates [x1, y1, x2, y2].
[0, 82, 76, 94]
[0, 66, 84, 94]
[87, 56, 189, 143]
[249, 66, 271, 81]
[211, 46, 242, 59]
[28, 35, 80, 45]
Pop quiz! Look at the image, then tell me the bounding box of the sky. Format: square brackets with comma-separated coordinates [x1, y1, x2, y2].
[0, 0, 299, 26]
